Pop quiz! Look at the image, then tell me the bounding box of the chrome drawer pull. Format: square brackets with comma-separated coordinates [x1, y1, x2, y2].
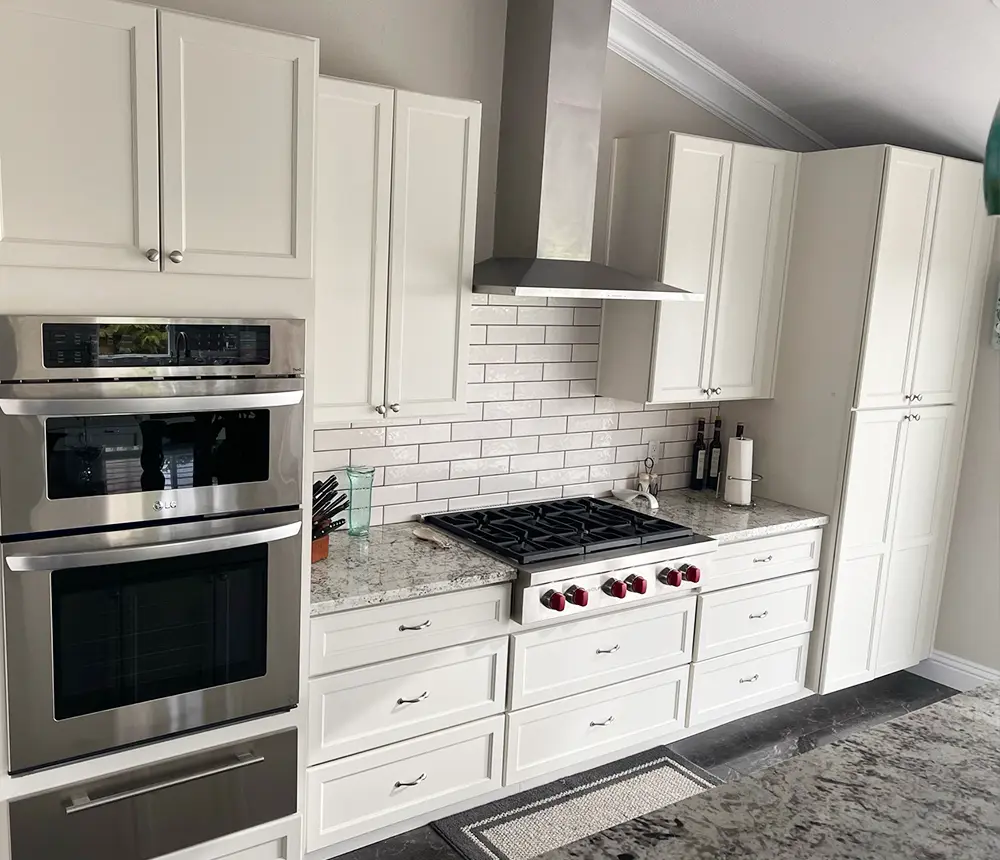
[394, 773, 427, 788]
[399, 620, 432, 631]
[397, 691, 429, 705]
[65, 752, 263, 814]
[739, 674, 760, 685]
[596, 644, 621, 654]
[749, 610, 769, 620]
[752, 555, 773, 564]
[589, 716, 615, 727]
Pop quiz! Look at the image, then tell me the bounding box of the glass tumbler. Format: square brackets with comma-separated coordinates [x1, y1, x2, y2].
[347, 465, 376, 537]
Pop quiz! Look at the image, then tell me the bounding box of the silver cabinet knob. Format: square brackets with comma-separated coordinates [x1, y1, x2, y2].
[168, 250, 184, 264]
[389, 403, 400, 413]
[911, 413, 921, 421]
[711, 387, 723, 395]
[914, 393, 923, 402]
[145, 248, 160, 262]
[375, 405, 387, 416]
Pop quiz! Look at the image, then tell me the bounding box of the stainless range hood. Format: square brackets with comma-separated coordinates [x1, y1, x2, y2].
[474, 0, 697, 302]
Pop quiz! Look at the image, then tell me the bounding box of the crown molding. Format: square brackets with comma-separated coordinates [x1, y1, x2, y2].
[608, 0, 834, 152]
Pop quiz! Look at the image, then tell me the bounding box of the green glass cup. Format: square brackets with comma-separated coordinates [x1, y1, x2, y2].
[347, 465, 376, 537]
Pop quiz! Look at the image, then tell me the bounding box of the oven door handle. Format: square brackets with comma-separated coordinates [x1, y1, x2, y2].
[0, 389, 303, 416]
[5, 520, 302, 572]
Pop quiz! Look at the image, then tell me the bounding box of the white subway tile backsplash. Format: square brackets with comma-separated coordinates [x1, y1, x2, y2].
[536, 466, 590, 488]
[538, 433, 592, 452]
[615, 444, 651, 463]
[510, 451, 564, 472]
[667, 407, 715, 425]
[569, 379, 598, 397]
[418, 477, 481, 502]
[420, 404, 483, 424]
[451, 419, 511, 441]
[641, 425, 689, 444]
[565, 447, 615, 467]
[561, 480, 614, 498]
[386, 424, 452, 446]
[313, 449, 350, 472]
[573, 307, 602, 326]
[487, 325, 546, 344]
[517, 344, 573, 362]
[469, 326, 487, 345]
[383, 501, 445, 524]
[511, 416, 567, 437]
[384, 462, 451, 485]
[541, 397, 596, 417]
[468, 365, 485, 384]
[471, 305, 517, 325]
[350, 446, 418, 467]
[545, 326, 601, 344]
[542, 362, 597, 381]
[480, 472, 537, 493]
[467, 382, 515, 402]
[315, 427, 385, 451]
[450, 457, 510, 478]
[483, 400, 541, 420]
[568, 413, 618, 432]
[595, 397, 647, 414]
[546, 297, 602, 308]
[469, 344, 517, 364]
[419, 440, 482, 462]
[618, 410, 667, 429]
[572, 344, 600, 362]
[487, 294, 547, 306]
[592, 429, 643, 448]
[590, 462, 640, 482]
[517, 306, 575, 325]
[482, 436, 539, 456]
[508, 487, 563, 503]
[449, 493, 509, 511]
[485, 363, 543, 382]
[514, 381, 569, 400]
[372, 484, 417, 507]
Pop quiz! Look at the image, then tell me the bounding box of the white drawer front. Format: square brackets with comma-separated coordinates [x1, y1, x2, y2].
[688, 634, 809, 727]
[306, 715, 504, 851]
[510, 597, 696, 710]
[504, 667, 690, 784]
[707, 529, 822, 592]
[695, 571, 818, 661]
[308, 637, 508, 764]
[310, 585, 510, 675]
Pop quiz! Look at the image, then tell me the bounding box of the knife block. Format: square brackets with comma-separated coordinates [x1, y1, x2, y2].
[311, 535, 330, 564]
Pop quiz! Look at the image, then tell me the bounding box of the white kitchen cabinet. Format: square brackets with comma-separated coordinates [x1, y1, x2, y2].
[0, 0, 161, 271]
[314, 79, 481, 424]
[154, 816, 301, 860]
[0, 0, 316, 278]
[599, 133, 797, 405]
[158, 11, 316, 278]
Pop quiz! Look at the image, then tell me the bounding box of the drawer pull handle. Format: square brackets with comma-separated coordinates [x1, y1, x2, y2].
[589, 716, 615, 727]
[753, 555, 773, 564]
[596, 644, 621, 654]
[399, 620, 432, 631]
[397, 691, 429, 705]
[394, 773, 427, 789]
[739, 674, 760, 685]
[749, 610, 769, 620]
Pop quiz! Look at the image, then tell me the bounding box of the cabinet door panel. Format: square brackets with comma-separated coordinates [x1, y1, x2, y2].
[876, 544, 933, 675]
[857, 150, 941, 409]
[910, 158, 990, 406]
[820, 555, 886, 693]
[0, 0, 160, 270]
[385, 91, 480, 418]
[314, 78, 393, 425]
[159, 11, 316, 278]
[649, 135, 732, 403]
[708, 145, 796, 399]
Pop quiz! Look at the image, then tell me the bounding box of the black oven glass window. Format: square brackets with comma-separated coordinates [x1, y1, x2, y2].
[45, 410, 270, 499]
[51, 545, 268, 720]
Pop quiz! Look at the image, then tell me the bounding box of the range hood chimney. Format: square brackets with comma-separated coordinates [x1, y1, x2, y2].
[474, 0, 695, 302]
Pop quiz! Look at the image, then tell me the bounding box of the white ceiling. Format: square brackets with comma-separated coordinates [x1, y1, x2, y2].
[627, 0, 1000, 159]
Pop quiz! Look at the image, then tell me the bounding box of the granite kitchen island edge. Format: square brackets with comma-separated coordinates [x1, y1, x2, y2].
[540, 682, 1000, 860]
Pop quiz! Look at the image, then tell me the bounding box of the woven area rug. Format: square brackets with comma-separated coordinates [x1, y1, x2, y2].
[432, 747, 720, 860]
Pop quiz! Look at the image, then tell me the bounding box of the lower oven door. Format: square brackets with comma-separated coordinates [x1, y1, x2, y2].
[1, 509, 302, 773]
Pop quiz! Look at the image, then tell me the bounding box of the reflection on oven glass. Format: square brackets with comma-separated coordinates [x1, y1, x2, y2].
[45, 410, 270, 499]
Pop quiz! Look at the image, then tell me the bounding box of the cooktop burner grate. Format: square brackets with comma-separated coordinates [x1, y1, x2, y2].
[424, 497, 694, 564]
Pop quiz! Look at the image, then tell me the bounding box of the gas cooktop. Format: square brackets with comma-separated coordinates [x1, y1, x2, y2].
[423, 497, 694, 565]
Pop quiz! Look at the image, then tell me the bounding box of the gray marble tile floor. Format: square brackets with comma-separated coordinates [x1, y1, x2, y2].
[334, 671, 957, 860]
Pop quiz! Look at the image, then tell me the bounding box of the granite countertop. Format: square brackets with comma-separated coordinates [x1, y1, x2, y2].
[310, 523, 516, 616]
[541, 682, 1000, 860]
[616, 488, 828, 544]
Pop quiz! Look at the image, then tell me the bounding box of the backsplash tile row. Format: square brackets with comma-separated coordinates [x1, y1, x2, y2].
[313, 296, 717, 527]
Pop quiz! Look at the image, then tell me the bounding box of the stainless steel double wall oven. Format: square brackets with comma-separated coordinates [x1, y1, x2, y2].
[0, 317, 305, 773]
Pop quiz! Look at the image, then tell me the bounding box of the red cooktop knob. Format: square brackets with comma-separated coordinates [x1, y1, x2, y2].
[683, 564, 702, 584]
[566, 585, 589, 607]
[659, 568, 683, 587]
[542, 589, 566, 611]
[603, 579, 628, 599]
[626, 575, 648, 595]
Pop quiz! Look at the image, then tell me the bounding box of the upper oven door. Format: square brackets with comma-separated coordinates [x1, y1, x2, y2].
[0, 377, 303, 536]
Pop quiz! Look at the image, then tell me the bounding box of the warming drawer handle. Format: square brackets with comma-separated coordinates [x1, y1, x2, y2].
[65, 752, 264, 814]
[399, 620, 432, 632]
[0, 389, 303, 416]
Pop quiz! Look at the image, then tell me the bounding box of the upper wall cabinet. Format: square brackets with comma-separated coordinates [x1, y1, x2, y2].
[0, 0, 316, 277]
[314, 79, 481, 425]
[856, 151, 987, 410]
[598, 133, 797, 405]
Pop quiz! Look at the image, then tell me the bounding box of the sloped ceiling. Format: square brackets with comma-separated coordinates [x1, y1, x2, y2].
[627, 0, 1000, 160]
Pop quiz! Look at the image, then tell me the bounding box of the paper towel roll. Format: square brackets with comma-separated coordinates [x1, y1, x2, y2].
[724, 437, 754, 506]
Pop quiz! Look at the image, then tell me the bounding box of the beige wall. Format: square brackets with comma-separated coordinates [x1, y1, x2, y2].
[592, 51, 754, 262]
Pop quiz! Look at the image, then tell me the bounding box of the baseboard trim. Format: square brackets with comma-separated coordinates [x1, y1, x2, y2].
[908, 650, 1000, 692]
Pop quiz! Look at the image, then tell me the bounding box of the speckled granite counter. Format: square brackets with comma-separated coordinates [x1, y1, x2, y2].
[616, 488, 828, 544]
[540, 682, 1000, 860]
[310, 523, 516, 616]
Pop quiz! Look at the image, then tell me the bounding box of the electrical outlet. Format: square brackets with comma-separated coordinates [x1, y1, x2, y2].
[646, 440, 661, 463]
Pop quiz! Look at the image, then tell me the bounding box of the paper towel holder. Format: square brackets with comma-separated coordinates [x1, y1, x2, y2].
[723, 472, 763, 508]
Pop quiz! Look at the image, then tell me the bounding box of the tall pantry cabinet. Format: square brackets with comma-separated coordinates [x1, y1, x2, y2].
[722, 146, 994, 695]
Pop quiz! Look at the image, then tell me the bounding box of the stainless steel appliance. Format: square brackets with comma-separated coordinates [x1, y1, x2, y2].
[0, 317, 305, 773]
[424, 497, 717, 626]
[9, 728, 296, 860]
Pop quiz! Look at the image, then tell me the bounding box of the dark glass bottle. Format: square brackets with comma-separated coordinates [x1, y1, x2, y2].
[689, 419, 707, 490]
[707, 417, 723, 491]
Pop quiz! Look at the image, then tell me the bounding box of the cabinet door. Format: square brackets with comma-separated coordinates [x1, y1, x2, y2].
[314, 78, 393, 425]
[384, 91, 480, 419]
[649, 135, 732, 403]
[159, 11, 317, 278]
[856, 149, 942, 409]
[0, 0, 160, 270]
[820, 409, 907, 693]
[909, 158, 991, 407]
[876, 405, 954, 674]
[707, 145, 797, 400]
